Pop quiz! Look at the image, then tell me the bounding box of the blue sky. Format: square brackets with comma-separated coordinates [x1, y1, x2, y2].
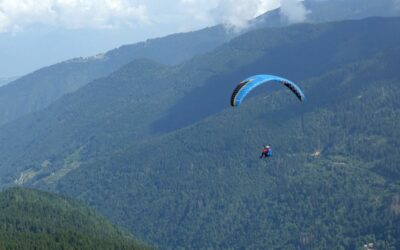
[0, 0, 309, 78]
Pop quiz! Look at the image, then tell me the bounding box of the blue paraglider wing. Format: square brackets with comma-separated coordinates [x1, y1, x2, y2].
[230, 75, 305, 107]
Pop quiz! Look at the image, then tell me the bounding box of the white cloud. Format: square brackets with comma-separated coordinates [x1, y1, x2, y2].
[279, 0, 309, 24]
[211, 0, 281, 31]
[179, 0, 280, 31]
[179, 0, 308, 32]
[0, 0, 148, 33]
[0, 10, 10, 32]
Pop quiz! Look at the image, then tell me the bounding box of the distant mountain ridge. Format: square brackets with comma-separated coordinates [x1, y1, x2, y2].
[255, 0, 400, 28]
[0, 25, 233, 126]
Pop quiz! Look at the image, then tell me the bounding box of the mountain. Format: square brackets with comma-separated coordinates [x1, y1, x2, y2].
[0, 17, 399, 248]
[55, 49, 400, 249]
[1, 0, 399, 127]
[0, 26, 233, 126]
[256, 0, 400, 28]
[0, 187, 149, 249]
[304, 0, 400, 21]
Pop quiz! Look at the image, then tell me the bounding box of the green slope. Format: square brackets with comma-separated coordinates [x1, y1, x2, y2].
[0, 187, 149, 249]
[53, 47, 400, 249]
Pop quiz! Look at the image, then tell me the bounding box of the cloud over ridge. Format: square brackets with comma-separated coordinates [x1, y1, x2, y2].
[280, 0, 309, 24]
[180, 0, 309, 32]
[180, 0, 280, 31]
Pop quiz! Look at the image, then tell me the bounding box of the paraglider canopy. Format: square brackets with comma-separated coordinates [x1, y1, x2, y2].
[231, 74, 305, 107]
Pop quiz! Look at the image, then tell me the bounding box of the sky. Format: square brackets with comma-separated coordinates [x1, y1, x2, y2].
[0, 0, 309, 78]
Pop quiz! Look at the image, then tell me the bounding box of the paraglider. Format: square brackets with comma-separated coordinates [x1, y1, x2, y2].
[230, 74, 305, 158]
[230, 74, 305, 107]
[260, 145, 272, 159]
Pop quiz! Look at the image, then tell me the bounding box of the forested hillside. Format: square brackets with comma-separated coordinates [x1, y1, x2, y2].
[0, 187, 149, 249]
[52, 45, 400, 249]
[0, 17, 399, 249]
